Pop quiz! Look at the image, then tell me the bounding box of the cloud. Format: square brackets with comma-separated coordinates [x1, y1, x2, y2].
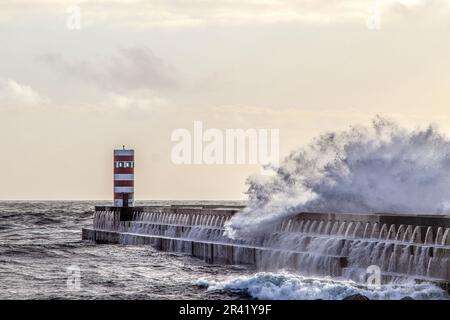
[0, 0, 446, 27]
[89, 92, 169, 113]
[0, 76, 169, 114]
[40, 47, 178, 93]
[0, 78, 49, 108]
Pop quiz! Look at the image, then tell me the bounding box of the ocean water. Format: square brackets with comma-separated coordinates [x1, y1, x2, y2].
[0, 201, 448, 300]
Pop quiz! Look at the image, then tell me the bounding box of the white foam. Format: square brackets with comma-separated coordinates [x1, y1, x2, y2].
[195, 272, 450, 300]
[226, 117, 450, 238]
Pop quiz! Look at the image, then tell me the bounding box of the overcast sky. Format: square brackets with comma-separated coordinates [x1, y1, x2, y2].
[1, 0, 450, 200]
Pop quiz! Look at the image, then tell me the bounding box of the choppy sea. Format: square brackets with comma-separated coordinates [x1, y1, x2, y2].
[0, 201, 448, 300]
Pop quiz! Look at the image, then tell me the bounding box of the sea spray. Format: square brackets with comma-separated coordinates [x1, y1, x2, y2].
[225, 117, 450, 239]
[195, 272, 450, 300]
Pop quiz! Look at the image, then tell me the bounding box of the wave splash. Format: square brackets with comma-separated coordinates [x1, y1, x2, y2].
[196, 272, 449, 300]
[226, 117, 450, 238]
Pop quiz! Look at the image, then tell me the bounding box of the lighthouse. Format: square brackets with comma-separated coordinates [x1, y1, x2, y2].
[113, 147, 134, 207]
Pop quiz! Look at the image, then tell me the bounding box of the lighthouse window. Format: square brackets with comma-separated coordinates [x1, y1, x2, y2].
[115, 161, 133, 168]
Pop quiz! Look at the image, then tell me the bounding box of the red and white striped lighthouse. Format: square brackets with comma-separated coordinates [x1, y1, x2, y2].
[113, 147, 134, 207]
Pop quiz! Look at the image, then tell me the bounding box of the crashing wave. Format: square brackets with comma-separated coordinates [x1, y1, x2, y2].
[226, 116, 450, 238]
[196, 272, 449, 300]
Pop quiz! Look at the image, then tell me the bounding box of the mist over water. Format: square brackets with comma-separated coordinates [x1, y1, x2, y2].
[226, 117, 450, 238]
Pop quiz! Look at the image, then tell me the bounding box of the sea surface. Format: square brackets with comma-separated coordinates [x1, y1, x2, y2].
[0, 201, 448, 300]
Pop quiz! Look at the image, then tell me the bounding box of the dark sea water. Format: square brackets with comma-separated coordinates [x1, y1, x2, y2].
[0, 201, 448, 300]
[0, 201, 251, 300]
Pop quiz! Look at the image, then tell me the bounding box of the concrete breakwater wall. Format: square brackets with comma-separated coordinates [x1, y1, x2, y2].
[82, 206, 450, 287]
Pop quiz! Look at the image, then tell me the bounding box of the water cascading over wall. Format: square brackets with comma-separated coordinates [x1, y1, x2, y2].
[82, 206, 450, 287]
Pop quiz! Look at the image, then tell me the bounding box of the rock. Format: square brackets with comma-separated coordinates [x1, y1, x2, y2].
[400, 296, 414, 300]
[343, 294, 370, 300]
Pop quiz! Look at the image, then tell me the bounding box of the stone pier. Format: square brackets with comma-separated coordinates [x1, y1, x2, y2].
[82, 205, 450, 291]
